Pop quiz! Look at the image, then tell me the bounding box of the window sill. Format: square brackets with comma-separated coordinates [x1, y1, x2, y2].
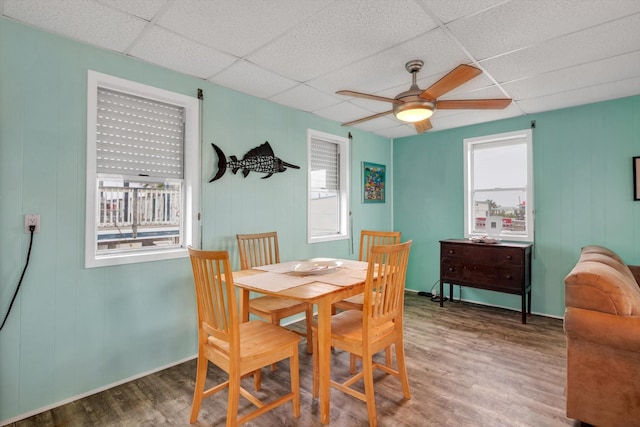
[85, 247, 188, 268]
[308, 234, 350, 244]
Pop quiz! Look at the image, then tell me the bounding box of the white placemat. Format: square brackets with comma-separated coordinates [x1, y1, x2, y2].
[234, 272, 314, 292]
[252, 260, 302, 274]
[337, 259, 369, 271]
[315, 268, 367, 287]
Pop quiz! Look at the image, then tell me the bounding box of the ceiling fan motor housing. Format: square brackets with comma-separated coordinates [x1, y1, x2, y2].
[392, 60, 435, 122]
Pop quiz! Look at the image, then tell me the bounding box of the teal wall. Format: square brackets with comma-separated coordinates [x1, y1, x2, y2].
[0, 19, 392, 421]
[394, 95, 640, 317]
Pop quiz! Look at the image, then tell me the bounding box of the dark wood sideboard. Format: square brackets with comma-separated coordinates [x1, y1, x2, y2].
[440, 239, 533, 324]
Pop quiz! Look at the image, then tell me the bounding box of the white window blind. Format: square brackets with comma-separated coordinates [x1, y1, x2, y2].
[96, 88, 185, 178]
[310, 137, 339, 191]
[307, 129, 349, 244]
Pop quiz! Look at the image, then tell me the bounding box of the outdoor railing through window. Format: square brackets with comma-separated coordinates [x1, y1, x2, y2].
[97, 184, 181, 250]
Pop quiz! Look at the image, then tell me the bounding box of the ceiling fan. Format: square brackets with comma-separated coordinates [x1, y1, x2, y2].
[337, 60, 512, 133]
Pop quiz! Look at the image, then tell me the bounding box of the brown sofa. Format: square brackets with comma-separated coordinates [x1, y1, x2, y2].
[564, 245, 640, 427]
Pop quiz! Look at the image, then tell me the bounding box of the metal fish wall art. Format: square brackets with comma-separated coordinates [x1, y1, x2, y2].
[209, 141, 300, 182]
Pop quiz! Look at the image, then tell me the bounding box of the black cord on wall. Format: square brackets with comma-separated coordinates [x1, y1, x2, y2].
[0, 226, 35, 331]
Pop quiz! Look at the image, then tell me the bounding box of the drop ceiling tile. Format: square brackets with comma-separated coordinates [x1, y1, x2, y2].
[481, 13, 640, 83]
[157, 0, 333, 57]
[447, 0, 640, 61]
[269, 84, 338, 113]
[96, 0, 168, 21]
[307, 28, 468, 95]
[504, 51, 640, 101]
[313, 102, 382, 124]
[247, 0, 437, 82]
[517, 77, 640, 114]
[129, 26, 237, 79]
[209, 60, 298, 99]
[424, 0, 506, 24]
[377, 125, 416, 139]
[351, 115, 400, 132]
[3, 0, 147, 52]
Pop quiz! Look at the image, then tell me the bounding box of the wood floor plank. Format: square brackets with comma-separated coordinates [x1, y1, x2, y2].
[11, 293, 577, 427]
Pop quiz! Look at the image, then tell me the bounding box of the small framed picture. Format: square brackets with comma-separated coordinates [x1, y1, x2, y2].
[634, 157, 640, 201]
[362, 162, 385, 203]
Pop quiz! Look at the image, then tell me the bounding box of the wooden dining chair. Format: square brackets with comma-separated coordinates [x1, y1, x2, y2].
[312, 241, 413, 427]
[188, 247, 300, 426]
[334, 230, 402, 312]
[333, 230, 401, 372]
[237, 232, 314, 357]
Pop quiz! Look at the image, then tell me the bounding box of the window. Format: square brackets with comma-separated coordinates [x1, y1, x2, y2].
[85, 71, 199, 268]
[307, 129, 350, 243]
[464, 129, 533, 242]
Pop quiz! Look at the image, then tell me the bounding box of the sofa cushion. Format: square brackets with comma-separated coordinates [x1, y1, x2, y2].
[579, 245, 635, 282]
[565, 260, 640, 315]
[580, 245, 627, 265]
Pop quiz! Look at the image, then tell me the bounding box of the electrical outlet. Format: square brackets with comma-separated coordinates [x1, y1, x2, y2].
[24, 214, 40, 233]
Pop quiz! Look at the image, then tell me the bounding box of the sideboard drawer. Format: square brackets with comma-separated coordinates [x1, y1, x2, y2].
[440, 259, 465, 281]
[464, 264, 524, 292]
[467, 246, 523, 266]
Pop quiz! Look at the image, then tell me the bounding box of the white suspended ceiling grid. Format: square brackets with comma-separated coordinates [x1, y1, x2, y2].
[2, 0, 640, 139]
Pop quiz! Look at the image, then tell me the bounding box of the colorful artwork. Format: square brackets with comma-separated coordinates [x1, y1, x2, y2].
[362, 162, 385, 203]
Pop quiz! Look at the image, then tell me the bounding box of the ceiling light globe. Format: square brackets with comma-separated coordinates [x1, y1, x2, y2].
[394, 101, 434, 123]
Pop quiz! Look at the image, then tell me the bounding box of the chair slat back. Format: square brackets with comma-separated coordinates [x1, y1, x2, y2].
[363, 241, 412, 328]
[359, 230, 401, 262]
[237, 231, 280, 270]
[188, 247, 239, 351]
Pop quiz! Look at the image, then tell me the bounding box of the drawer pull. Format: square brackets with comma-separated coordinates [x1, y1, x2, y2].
[448, 267, 454, 272]
[448, 250, 455, 254]
[506, 274, 513, 279]
[506, 255, 512, 260]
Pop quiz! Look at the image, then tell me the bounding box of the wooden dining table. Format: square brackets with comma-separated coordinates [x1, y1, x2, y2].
[232, 259, 369, 425]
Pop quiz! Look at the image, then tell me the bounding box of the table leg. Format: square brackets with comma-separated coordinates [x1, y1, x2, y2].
[521, 293, 527, 324]
[439, 280, 444, 307]
[239, 289, 250, 323]
[317, 299, 332, 424]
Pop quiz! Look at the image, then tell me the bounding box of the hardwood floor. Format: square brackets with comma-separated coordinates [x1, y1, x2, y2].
[12, 292, 576, 427]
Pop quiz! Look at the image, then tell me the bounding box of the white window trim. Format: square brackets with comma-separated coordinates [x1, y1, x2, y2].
[85, 70, 199, 268]
[307, 129, 350, 244]
[463, 129, 534, 242]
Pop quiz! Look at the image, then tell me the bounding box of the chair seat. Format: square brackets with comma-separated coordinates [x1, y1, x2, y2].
[334, 294, 364, 311]
[335, 291, 387, 312]
[315, 310, 395, 347]
[208, 320, 299, 360]
[249, 296, 309, 318]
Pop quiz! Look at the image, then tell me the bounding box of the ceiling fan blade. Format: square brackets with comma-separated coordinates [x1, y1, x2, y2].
[342, 110, 393, 127]
[414, 118, 433, 134]
[420, 64, 482, 101]
[336, 90, 402, 104]
[436, 99, 512, 109]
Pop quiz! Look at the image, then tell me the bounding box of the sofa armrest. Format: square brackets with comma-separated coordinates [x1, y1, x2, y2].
[565, 307, 640, 353]
[627, 264, 640, 288]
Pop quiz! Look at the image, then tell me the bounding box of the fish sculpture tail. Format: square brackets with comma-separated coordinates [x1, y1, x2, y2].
[209, 143, 227, 182]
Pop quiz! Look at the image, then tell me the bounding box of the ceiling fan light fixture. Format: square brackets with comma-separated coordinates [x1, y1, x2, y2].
[394, 100, 434, 122]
